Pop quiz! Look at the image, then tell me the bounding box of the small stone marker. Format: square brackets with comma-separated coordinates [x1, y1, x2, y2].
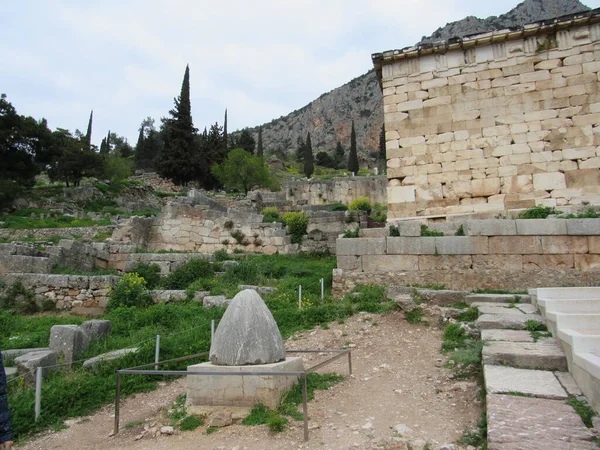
[49, 325, 88, 367]
[209, 289, 285, 365]
[14, 350, 57, 384]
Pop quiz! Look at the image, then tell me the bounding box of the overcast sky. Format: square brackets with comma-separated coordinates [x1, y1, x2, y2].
[2, 0, 598, 146]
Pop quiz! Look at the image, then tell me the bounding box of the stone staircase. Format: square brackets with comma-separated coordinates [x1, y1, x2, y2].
[532, 287, 600, 415]
[471, 293, 598, 449]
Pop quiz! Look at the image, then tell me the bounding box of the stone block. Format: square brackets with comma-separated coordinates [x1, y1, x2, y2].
[433, 237, 473, 254]
[361, 255, 418, 271]
[386, 237, 436, 255]
[477, 313, 545, 330]
[484, 365, 567, 399]
[187, 357, 304, 410]
[522, 254, 574, 269]
[574, 254, 600, 270]
[203, 295, 230, 308]
[486, 394, 596, 449]
[480, 329, 534, 342]
[337, 256, 361, 271]
[387, 185, 416, 203]
[566, 218, 600, 235]
[82, 348, 138, 372]
[399, 222, 422, 237]
[472, 178, 501, 196]
[14, 350, 57, 385]
[489, 236, 542, 254]
[418, 255, 472, 271]
[49, 325, 89, 367]
[532, 172, 566, 191]
[336, 238, 386, 256]
[515, 219, 567, 235]
[80, 320, 111, 343]
[483, 340, 567, 371]
[465, 219, 517, 236]
[589, 236, 600, 253]
[541, 236, 588, 254]
[472, 255, 523, 270]
[413, 289, 467, 306]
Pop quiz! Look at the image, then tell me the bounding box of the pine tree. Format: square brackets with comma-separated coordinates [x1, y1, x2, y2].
[378, 124, 386, 174]
[303, 132, 314, 178]
[155, 65, 205, 185]
[85, 110, 93, 150]
[257, 126, 264, 157]
[347, 120, 359, 174]
[99, 137, 107, 155]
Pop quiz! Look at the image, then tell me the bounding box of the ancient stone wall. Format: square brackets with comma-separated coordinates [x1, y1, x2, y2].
[0, 226, 114, 241]
[0, 274, 119, 312]
[284, 176, 387, 206]
[333, 218, 600, 296]
[375, 15, 600, 219]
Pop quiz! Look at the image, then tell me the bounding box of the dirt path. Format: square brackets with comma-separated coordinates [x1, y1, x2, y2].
[18, 310, 481, 450]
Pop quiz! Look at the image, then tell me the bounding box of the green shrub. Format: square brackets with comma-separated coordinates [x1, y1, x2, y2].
[455, 224, 465, 236]
[525, 320, 547, 332]
[261, 207, 280, 222]
[281, 212, 308, 244]
[161, 258, 214, 290]
[222, 259, 260, 285]
[179, 414, 205, 431]
[457, 307, 479, 322]
[348, 197, 371, 214]
[128, 262, 162, 289]
[519, 205, 558, 219]
[0, 282, 39, 314]
[268, 415, 288, 433]
[405, 307, 424, 324]
[214, 249, 230, 261]
[329, 202, 348, 212]
[389, 225, 400, 236]
[107, 273, 153, 311]
[230, 229, 247, 245]
[442, 323, 467, 352]
[420, 224, 444, 237]
[344, 212, 356, 224]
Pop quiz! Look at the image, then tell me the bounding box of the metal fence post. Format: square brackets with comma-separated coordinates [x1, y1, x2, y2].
[114, 371, 121, 435]
[34, 367, 42, 421]
[298, 285, 302, 310]
[320, 278, 324, 300]
[302, 373, 309, 441]
[154, 335, 160, 370]
[211, 320, 215, 342]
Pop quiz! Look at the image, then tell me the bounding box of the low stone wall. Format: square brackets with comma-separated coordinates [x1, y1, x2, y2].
[0, 226, 114, 241]
[333, 218, 600, 296]
[285, 176, 387, 206]
[0, 274, 119, 312]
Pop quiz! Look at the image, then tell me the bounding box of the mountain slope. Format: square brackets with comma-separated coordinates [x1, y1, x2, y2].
[249, 0, 591, 162]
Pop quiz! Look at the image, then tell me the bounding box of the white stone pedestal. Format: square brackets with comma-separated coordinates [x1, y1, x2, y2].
[186, 357, 304, 412]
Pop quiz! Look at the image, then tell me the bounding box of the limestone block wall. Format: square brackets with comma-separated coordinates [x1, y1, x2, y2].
[0, 274, 119, 312]
[374, 13, 600, 219]
[333, 218, 600, 296]
[285, 176, 387, 206]
[0, 226, 114, 241]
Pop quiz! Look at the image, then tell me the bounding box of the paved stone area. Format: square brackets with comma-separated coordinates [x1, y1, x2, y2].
[466, 294, 531, 304]
[483, 340, 568, 371]
[487, 394, 597, 450]
[476, 313, 545, 330]
[554, 371, 583, 396]
[475, 304, 524, 315]
[484, 365, 567, 399]
[480, 329, 534, 343]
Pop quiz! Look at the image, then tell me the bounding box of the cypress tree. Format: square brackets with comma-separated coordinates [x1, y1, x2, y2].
[303, 132, 314, 178]
[155, 64, 205, 185]
[378, 124, 386, 173]
[99, 137, 107, 155]
[257, 126, 264, 157]
[334, 141, 345, 168]
[347, 120, 359, 174]
[223, 109, 228, 152]
[85, 110, 93, 149]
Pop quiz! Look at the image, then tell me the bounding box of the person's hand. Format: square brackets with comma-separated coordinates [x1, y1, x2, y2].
[1, 441, 14, 450]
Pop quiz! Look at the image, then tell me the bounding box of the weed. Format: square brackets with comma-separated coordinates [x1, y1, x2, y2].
[107, 273, 153, 311]
[224, 220, 234, 230]
[420, 224, 444, 237]
[455, 224, 465, 236]
[525, 320, 547, 332]
[214, 249, 230, 261]
[128, 262, 162, 289]
[329, 202, 348, 212]
[268, 415, 288, 433]
[206, 426, 219, 434]
[261, 207, 280, 222]
[567, 397, 596, 428]
[348, 197, 371, 214]
[519, 205, 558, 219]
[161, 258, 214, 290]
[457, 307, 479, 322]
[342, 227, 360, 238]
[441, 323, 467, 352]
[344, 212, 356, 224]
[92, 231, 113, 242]
[167, 394, 188, 424]
[0, 282, 39, 314]
[530, 330, 552, 341]
[281, 212, 308, 244]
[123, 420, 144, 429]
[389, 224, 400, 236]
[221, 239, 230, 245]
[179, 415, 205, 431]
[230, 229, 246, 245]
[448, 340, 483, 379]
[242, 403, 271, 425]
[405, 307, 424, 324]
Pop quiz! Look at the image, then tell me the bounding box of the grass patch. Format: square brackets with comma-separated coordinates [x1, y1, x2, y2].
[179, 414, 205, 431]
[525, 320, 547, 332]
[342, 227, 360, 238]
[205, 426, 219, 434]
[530, 330, 552, 342]
[405, 307, 424, 324]
[420, 224, 444, 237]
[456, 307, 479, 322]
[519, 205, 558, 219]
[567, 397, 597, 428]
[123, 420, 144, 429]
[0, 210, 111, 229]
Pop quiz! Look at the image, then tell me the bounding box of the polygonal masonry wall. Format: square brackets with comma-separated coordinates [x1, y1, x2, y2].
[373, 9, 600, 219]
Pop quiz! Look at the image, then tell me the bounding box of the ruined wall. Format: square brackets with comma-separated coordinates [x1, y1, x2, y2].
[378, 19, 600, 219]
[285, 176, 387, 206]
[333, 218, 600, 296]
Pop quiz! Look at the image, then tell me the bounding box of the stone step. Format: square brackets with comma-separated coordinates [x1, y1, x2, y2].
[483, 341, 568, 371]
[4, 367, 17, 379]
[547, 312, 600, 330]
[573, 350, 600, 380]
[481, 329, 535, 343]
[472, 302, 537, 315]
[536, 286, 600, 301]
[484, 365, 568, 400]
[486, 394, 597, 450]
[541, 299, 600, 315]
[557, 328, 600, 353]
[476, 313, 545, 330]
[466, 293, 531, 304]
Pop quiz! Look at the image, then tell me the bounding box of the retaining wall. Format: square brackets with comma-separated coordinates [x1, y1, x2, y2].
[284, 176, 387, 206]
[333, 218, 600, 296]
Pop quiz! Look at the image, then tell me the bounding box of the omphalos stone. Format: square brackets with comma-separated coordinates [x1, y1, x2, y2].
[209, 289, 285, 365]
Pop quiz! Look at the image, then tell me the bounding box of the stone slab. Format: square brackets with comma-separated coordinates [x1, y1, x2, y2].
[186, 357, 304, 410]
[82, 348, 138, 371]
[4, 367, 17, 379]
[481, 329, 535, 343]
[466, 294, 531, 304]
[1, 348, 49, 359]
[487, 394, 596, 449]
[554, 371, 583, 396]
[476, 313, 545, 330]
[483, 341, 567, 371]
[475, 304, 525, 315]
[484, 365, 568, 399]
[413, 289, 467, 306]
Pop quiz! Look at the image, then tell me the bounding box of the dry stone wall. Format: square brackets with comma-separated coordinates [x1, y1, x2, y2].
[374, 13, 600, 219]
[284, 176, 387, 206]
[333, 218, 600, 296]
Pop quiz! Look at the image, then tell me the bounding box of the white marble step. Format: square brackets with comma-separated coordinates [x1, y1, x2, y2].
[557, 328, 600, 353]
[536, 287, 600, 301]
[546, 312, 600, 330]
[542, 298, 600, 314]
[573, 350, 600, 380]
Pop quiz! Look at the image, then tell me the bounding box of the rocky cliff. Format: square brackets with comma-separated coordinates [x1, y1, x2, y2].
[249, 0, 591, 162]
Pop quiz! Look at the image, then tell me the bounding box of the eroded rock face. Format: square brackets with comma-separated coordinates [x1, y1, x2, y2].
[209, 289, 285, 366]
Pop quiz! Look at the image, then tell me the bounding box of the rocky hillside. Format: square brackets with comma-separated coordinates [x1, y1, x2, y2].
[248, 0, 591, 162]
